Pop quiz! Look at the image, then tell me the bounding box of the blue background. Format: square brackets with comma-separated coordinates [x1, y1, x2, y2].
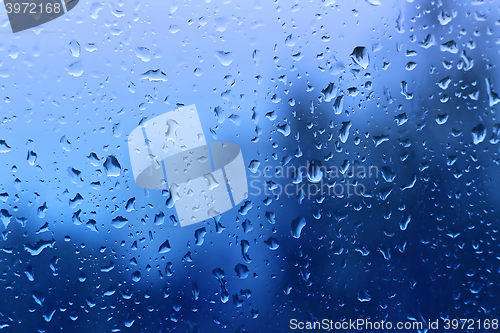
[0, 0, 499, 332]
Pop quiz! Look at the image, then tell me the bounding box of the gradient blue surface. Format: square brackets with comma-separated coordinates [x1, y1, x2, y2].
[0, 0, 499, 332]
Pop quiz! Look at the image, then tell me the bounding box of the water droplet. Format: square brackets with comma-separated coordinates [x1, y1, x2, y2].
[277, 123, 291, 136]
[100, 262, 115, 272]
[32, 291, 45, 306]
[90, 2, 103, 19]
[203, 173, 220, 190]
[380, 166, 396, 182]
[241, 240, 251, 262]
[37, 202, 48, 218]
[238, 201, 253, 215]
[438, 9, 452, 25]
[158, 239, 171, 253]
[24, 265, 34, 281]
[125, 197, 136, 212]
[471, 123, 486, 145]
[69, 193, 84, 208]
[399, 214, 411, 230]
[485, 77, 500, 107]
[169, 25, 180, 33]
[248, 160, 260, 173]
[405, 61, 417, 71]
[214, 51, 233, 66]
[103, 155, 122, 177]
[0, 209, 12, 227]
[27, 150, 37, 165]
[440, 40, 458, 54]
[214, 17, 229, 32]
[212, 268, 225, 280]
[351, 46, 369, 69]
[291, 217, 306, 238]
[67, 167, 83, 185]
[125, 313, 135, 327]
[394, 113, 408, 126]
[112, 216, 128, 228]
[194, 67, 203, 76]
[437, 76, 451, 90]
[435, 114, 448, 125]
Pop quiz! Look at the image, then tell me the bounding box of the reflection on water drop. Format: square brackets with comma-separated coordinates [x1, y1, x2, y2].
[111, 216, 128, 229]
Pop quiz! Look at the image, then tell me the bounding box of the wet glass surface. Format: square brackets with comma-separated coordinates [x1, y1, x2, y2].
[0, 0, 499, 332]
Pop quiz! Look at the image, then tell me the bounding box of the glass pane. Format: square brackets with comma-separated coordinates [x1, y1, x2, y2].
[0, 0, 498, 331]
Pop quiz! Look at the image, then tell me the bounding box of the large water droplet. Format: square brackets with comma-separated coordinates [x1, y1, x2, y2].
[0, 140, 12, 153]
[351, 46, 369, 69]
[214, 51, 233, 66]
[67, 61, 84, 77]
[0, 209, 12, 227]
[234, 264, 249, 279]
[285, 34, 296, 46]
[307, 160, 324, 183]
[485, 77, 500, 107]
[195, 227, 207, 246]
[68, 39, 81, 57]
[103, 155, 122, 177]
[134, 47, 151, 62]
[264, 237, 279, 250]
[339, 121, 352, 143]
[141, 69, 168, 82]
[333, 95, 344, 114]
[112, 216, 128, 228]
[131, 271, 141, 282]
[321, 82, 337, 102]
[24, 239, 56, 256]
[440, 40, 458, 54]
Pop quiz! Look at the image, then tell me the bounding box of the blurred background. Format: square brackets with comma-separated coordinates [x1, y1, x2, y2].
[0, 0, 499, 331]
